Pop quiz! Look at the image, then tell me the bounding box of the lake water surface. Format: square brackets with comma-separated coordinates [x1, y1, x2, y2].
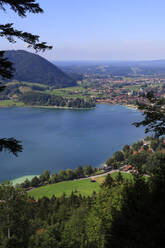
[0, 104, 145, 182]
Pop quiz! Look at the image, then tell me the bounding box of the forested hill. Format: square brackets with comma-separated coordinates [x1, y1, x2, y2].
[3, 50, 77, 87]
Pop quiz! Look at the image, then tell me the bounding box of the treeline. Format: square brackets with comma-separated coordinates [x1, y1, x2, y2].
[1, 164, 165, 247]
[21, 136, 165, 190]
[19, 92, 96, 108]
[0, 83, 49, 100]
[0, 83, 96, 108]
[21, 165, 97, 189]
[105, 136, 165, 174]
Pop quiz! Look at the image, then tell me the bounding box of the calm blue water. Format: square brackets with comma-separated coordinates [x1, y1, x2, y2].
[0, 104, 145, 182]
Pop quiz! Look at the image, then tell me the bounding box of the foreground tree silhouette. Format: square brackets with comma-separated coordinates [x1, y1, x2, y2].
[133, 92, 165, 137]
[0, 0, 52, 156]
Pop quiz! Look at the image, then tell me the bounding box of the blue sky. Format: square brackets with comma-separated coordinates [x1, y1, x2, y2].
[1, 0, 165, 61]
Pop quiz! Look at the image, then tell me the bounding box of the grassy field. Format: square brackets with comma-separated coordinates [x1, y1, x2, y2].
[94, 172, 134, 184]
[6, 81, 48, 88]
[5, 81, 97, 100]
[0, 100, 24, 107]
[92, 169, 105, 175]
[45, 86, 99, 100]
[45, 87, 89, 99]
[28, 172, 135, 199]
[28, 179, 100, 199]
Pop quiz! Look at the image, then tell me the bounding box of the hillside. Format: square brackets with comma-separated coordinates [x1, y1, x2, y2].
[55, 60, 165, 76]
[3, 50, 77, 87]
[28, 172, 133, 199]
[28, 179, 100, 199]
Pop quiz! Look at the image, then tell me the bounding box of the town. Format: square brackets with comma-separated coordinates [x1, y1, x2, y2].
[71, 74, 165, 106]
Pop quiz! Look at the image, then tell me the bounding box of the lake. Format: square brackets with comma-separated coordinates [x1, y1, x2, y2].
[0, 104, 145, 182]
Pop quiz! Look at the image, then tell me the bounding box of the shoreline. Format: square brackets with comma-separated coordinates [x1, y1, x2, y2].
[123, 104, 138, 110]
[0, 102, 143, 184]
[0, 101, 138, 111]
[30, 105, 96, 110]
[0, 103, 96, 110]
[97, 102, 138, 110]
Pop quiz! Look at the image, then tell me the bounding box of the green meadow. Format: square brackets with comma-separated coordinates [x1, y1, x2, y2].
[0, 100, 24, 107]
[94, 171, 133, 184]
[28, 172, 134, 199]
[28, 179, 100, 199]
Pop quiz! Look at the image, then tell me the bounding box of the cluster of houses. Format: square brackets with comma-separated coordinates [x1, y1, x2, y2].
[81, 75, 165, 106]
[103, 164, 136, 173]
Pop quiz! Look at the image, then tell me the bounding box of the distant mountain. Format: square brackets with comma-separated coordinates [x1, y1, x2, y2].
[54, 60, 165, 76]
[4, 50, 77, 87]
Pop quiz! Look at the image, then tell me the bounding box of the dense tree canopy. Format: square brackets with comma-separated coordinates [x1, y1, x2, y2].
[133, 92, 165, 137]
[113, 151, 124, 162]
[1, 148, 165, 247]
[0, 183, 31, 247]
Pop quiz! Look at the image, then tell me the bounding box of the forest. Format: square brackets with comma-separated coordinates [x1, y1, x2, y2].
[1, 136, 165, 247]
[1, 0, 165, 247]
[19, 92, 96, 108]
[0, 165, 165, 248]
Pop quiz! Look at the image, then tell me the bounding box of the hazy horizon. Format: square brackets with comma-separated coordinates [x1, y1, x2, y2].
[5, 49, 165, 64]
[2, 0, 165, 61]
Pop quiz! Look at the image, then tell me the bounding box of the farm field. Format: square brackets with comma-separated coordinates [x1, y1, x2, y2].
[28, 179, 101, 199]
[94, 171, 134, 184]
[2, 81, 98, 101]
[0, 100, 24, 107]
[45, 86, 98, 100]
[28, 172, 134, 199]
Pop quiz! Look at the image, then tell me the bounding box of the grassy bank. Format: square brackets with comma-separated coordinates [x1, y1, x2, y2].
[28, 172, 134, 199]
[28, 179, 100, 199]
[0, 100, 24, 107]
[11, 175, 39, 185]
[0, 100, 95, 110]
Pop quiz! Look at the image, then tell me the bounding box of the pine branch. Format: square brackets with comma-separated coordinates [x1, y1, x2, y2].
[0, 0, 43, 17]
[0, 24, 53, 51]
[0, 138, 22, 156]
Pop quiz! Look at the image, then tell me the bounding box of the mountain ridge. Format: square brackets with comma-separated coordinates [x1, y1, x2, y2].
[3, 50, 77, 88]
